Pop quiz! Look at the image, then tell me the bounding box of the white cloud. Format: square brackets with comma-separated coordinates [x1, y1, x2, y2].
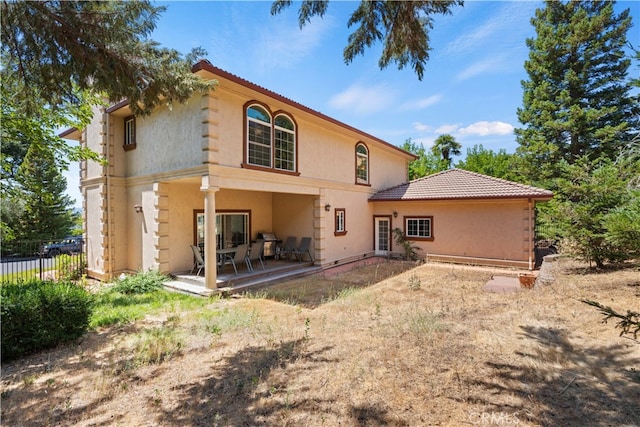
[399, 94, 443, 111]
[432, 121, 514, 137]
[445, 3, 538, 55]
[257, 15, 335, 70]
[413, 121, 432, 132]
[435, 124, 462, 134]
[456, 57, 503, 81]
[458, 121, 514, 136]
[329, 83, 396, 114]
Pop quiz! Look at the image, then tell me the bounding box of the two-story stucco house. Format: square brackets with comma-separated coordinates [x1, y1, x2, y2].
[63, 60, 553, 290]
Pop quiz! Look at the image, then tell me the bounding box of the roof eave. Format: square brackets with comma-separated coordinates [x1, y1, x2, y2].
[370, 194, 554, 202]
[59, 127, 81, 140]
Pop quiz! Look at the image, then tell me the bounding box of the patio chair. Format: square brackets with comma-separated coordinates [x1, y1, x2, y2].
[247, 240, 265, 272]
[190, 245, 205, 276]
[221, 244, 250, 275]
[280, 236, 297, 261]
[291, 237, 313, 262]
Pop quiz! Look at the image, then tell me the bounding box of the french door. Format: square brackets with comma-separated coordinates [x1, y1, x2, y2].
[374, 217, 391, 255]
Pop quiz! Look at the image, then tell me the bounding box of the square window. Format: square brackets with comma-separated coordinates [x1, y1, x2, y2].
[405, 217, 433, 240]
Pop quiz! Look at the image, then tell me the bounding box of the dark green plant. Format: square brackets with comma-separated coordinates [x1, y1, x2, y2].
[1, 279, 93, 362]
[56, 254, 87, 282]
[431, 134, 461, 169]
[271, 0, 463, 81]
[113, 270, 168, 295]
[545, 156, 632, 268]
[1, 1, 213, 117]
[401, 138, 444, 180]
[393, 228, 420, 260]
[582, 299, 640, 340]
[455, 144, 520, 182]
[515, 0, 637, 183]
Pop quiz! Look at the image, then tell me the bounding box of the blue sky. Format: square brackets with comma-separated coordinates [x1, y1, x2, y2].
[64, 0, 639, 208]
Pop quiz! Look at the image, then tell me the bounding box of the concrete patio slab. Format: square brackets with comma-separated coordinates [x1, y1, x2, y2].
[483, 275, 522, 294]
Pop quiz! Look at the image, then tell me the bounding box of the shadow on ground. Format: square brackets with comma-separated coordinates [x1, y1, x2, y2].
[463, 325, 640, 426]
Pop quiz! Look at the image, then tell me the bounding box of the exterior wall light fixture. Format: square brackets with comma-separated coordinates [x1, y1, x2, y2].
[324, 204, 331, 212]
[393, 211, 398, 218]
[134, 205, 143, 213]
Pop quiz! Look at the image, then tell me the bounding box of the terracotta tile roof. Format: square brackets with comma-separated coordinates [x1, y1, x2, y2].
[370, 168, 554, 201]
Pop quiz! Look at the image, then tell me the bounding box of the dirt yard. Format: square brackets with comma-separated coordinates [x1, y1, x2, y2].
[2, 258, 639, 426]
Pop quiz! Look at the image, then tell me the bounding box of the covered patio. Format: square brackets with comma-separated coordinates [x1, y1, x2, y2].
[165, 257, 319, 297]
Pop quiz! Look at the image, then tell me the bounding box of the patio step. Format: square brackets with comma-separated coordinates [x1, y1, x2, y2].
[167, 261, 319, 297]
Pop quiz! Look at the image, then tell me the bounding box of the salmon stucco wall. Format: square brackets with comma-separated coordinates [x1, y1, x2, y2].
[123, 97, 203, 178]
[319, 188, 377, 264]
[387, 199, 532, 263]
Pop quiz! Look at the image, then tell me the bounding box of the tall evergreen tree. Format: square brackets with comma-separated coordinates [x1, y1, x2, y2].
[1, 1, 212, 117]
[515, 0, 637, 183]
[271, 0, 463, 80]
[15, 144, 75, 242]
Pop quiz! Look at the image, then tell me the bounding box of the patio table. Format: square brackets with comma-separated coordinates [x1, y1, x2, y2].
[216, 247, 237, 272]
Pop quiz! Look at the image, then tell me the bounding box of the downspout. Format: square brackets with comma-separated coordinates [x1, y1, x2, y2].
[528, 198, 533, 270]
[106, 110, 114, 279]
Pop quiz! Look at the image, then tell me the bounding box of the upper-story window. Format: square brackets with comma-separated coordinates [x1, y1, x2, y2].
[123, 115, 136, 151]
[247, 105, 272, 167]
[245, 103, 297, 173]
[356, 142, 369, 184]
[274, 115, 295, 171]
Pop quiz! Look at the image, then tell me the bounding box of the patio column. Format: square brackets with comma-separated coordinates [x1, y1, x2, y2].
[201, 175, 219, 290]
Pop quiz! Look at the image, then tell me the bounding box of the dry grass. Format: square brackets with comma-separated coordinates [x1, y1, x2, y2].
[2, 258, 639, 426]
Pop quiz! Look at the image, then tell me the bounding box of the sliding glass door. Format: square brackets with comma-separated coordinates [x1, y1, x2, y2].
[195, 210, 250, 251]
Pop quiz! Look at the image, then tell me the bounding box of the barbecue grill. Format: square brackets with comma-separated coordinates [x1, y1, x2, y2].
[257, 232, 282, 259]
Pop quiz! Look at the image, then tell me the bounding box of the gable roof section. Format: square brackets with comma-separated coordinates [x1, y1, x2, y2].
[192, 60, 416, 161]
[369, 168, 554, 202]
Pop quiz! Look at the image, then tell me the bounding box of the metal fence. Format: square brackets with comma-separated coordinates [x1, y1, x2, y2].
[0, 239, 86, 283]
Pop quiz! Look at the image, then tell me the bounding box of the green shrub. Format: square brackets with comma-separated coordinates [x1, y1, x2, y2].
[1, 279, 93, 362]
[112, 270, 167, 295]
[56, 253, 87, 281]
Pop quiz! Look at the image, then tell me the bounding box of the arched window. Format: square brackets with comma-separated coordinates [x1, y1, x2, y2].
[245, 103, 297, 173]
[356, 142, 369, 184]
[247, 105, 272, 168]
[274, 114, 295, 172]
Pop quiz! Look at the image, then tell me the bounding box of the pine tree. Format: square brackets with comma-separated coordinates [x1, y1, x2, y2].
[271, 0, 463, 80]
[15, 144, 75, 242]
[1, 1, 212, 117]
[515, 0, 637, 183]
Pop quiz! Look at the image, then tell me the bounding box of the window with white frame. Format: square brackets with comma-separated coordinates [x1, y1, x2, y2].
[405, 216, 433, 240]
[335, 208, 346, 236]
[124, 115, 136, 150]
[247, 105, 272, 167]
[274, 115, 295, 171]
[245, 103, 297, 173]
[356, 142, 369, 184]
